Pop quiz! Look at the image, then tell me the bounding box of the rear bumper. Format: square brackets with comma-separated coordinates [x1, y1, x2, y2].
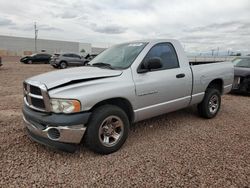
[22, 105, 91, 151]
[223, 84, 233, 94]
[50, 60, 59, 66]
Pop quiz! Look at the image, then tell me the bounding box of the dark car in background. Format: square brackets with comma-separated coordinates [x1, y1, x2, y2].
[85, 53, 98, 62]
[50, 53, 89, 69]
[20, 53, 52, 64]
[231, 57, 250, 94]
[0, 56, 2, 67]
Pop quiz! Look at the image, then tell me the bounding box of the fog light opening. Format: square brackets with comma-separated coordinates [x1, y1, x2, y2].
[47, 128, 60, 140]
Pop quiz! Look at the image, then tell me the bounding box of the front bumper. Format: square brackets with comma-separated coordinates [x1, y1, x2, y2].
[26, 128, 78, 153]
[23, 115, 86, 144]
[23, 105, 91, 152]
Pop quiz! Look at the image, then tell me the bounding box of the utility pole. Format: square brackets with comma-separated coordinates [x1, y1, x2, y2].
[211, 49, 215, 56]
[217, 47, 219, 56]
[34, 22, 38, 52]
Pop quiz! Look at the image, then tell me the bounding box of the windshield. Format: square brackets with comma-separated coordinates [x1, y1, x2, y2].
[89, 42, 147, 69]
[232, 58, 250, 68]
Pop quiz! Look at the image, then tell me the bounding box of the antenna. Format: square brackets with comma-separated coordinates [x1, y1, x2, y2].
[34, 22, 38, 52]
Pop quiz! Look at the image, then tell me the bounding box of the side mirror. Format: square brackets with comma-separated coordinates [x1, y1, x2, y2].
[138, 57, 163, 73]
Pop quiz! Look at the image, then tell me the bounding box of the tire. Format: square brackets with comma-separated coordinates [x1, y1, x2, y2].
[27, 60, 33, 64]
[52, 65, 59, 69]
[59, 61, 67, 69]
[198, 88, 221, 119]
[85, 105, 129, 154]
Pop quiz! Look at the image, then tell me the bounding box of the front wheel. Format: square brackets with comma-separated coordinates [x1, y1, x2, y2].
[198, 88, 221, 118]
[59, 61, 67, 69]
[27, 60, 33, 64]
[85, 105, 129, 154]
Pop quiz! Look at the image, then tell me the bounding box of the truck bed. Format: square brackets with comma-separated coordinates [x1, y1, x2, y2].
[190, 61, 234, 104]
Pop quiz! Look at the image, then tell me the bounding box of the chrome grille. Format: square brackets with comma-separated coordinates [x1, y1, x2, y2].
[31, 97, 45, 109]
[30, 85, 42, 95]
[23, 81, 51, 112]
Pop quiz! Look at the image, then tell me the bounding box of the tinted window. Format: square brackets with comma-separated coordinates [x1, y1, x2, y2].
[36, 54, 44, 58]
[63, 54, 71, 57]
[232, 58, 250, 68]
[71, 54, 81, 59]
[39, 54, 50, 57]
[143, 43, 179, 70]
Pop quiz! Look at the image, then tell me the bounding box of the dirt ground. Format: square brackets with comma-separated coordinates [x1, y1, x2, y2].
[0, 61, 249, 187]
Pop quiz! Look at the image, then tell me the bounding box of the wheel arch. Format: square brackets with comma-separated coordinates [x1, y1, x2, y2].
[206, 78, 224, 94]
[90, 97, 134, 123]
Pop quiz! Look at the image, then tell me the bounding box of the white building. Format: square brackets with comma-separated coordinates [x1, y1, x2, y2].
[0, 35, 92, 56]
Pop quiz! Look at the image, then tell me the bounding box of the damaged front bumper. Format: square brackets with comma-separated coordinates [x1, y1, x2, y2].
[22, 105, 91, 152]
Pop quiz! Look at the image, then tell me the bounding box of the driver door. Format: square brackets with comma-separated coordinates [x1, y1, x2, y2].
[132, 43, 192, 121]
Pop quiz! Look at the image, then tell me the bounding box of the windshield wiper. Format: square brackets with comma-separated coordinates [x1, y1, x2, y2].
[91, 62, 114, 69]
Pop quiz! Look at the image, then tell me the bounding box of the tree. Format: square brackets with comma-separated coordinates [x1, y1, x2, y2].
[80, 49, 86, 53]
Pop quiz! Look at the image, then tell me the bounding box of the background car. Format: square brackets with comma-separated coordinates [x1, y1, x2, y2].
[50, 53, 89, 69]
[20, 53, 52, 64]
[231, 57, 250, 94]
[0, 56, 2, 67]
[85, 53, 98, 62]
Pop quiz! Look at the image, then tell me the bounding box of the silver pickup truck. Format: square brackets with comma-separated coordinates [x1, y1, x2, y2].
[22, 39, 234, 154]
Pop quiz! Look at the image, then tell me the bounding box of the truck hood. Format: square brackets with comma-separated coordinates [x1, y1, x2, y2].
[234, 67, 250, 77]
[26, 66, 123, 89]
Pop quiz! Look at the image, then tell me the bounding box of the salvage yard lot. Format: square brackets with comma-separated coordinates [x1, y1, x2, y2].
[0, 61, 249, 187]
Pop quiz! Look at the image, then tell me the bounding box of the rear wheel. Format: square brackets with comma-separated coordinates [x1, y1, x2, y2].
[59, 61, 67, 69]
[198, 88, 221, 118]
[85, 105, 129, 154]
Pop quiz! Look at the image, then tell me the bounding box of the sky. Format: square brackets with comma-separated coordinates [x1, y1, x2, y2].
[0, 0, 249, 54]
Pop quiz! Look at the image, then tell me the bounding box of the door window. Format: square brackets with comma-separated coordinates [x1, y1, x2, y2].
[63, 54, 71, 58]
[71, 54, 81, 59]
[142, 43, 179, 70]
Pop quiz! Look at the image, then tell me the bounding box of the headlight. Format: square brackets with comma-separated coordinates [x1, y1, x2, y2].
[50, 99, 81, 114]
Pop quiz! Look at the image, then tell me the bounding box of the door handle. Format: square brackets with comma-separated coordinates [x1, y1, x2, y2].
[176, 73, 185, 78]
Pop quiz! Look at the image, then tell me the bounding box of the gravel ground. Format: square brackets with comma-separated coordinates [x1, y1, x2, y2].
[0, 61, 250, 187]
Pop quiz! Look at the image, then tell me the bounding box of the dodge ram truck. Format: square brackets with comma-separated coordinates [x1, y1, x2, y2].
[22, 39, 234, 154]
